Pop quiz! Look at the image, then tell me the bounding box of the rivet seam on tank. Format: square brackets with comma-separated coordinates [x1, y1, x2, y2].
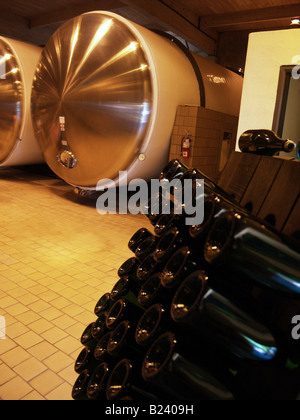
[139, 154, 146, 161]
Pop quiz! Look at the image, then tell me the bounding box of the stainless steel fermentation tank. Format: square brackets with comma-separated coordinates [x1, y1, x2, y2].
[0, 37, 43, 166]
[31, 11, 243, 191]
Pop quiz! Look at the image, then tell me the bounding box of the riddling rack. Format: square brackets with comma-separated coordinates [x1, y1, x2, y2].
[72, 158, 300, 401]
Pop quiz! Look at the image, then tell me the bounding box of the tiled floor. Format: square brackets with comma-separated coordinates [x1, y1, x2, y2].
[0, 166, 150, 400]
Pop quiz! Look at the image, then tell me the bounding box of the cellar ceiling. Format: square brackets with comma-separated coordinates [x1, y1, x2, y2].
[0, 0, 299, 56]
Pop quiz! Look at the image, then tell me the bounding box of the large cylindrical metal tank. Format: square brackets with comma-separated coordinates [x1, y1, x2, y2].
[0, 37, 43, 166]
[31, 11, 243, 190]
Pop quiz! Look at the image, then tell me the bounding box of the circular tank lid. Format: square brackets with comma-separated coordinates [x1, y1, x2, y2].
[31, 12, 153, 189]
[0, 38, 24, 164]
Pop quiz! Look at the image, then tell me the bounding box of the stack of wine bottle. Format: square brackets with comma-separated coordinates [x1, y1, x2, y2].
[72, 159, 300, 401]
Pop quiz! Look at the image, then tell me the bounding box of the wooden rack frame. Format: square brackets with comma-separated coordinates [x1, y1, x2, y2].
[218, 152, 300, 240]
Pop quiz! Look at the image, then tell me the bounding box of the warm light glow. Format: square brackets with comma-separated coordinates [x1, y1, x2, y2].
[291, 18, 300, 25]
[63, 19, 113, 94]
[207, 74, 226, 84]
[124, 41, 139, 54]
[87, 19, 113, 56]
[139, 64, 148, 71]
[70, 24, 80, 59]
[0, 54, 11, 66]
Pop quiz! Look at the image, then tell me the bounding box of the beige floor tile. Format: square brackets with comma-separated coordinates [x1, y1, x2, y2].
[61, 304, 85, 318]
[0, 167, 148, 400]
[38, 307, 64, 321]
[13, 357, 47, 381]
[43, 351, 74, 373]
[15, 311, 41, 326]
[17, 293, 40, 306]
[21, 390, 46, 400]
[0, 347, 31, 368]
[0, 376, 33, 400]
[45, 382, 73, 401]
[0, 338, 17, 355]
[40, 327, 68, 344]
[51, 315, 77, 330]
[14, 331, 44, 349]
[54, 336, 82, 355]
[29, 370, 64, 395]
[58, 364, 78, 386]
[66, 323, 86, 340]
[27, 341, 58, 361]
[38, 290, 60, 302]
[28, 319, 54, 335]
[0, 296, 18, 308]
[5, 322, 30, 339]
[50, 297, 71, 310]
[0, 364, 17, 385]
[5, 303, 28, 317]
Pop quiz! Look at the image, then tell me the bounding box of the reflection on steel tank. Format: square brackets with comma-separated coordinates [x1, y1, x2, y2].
[31, 11, 243, 192]
[0, 37, 43, 167]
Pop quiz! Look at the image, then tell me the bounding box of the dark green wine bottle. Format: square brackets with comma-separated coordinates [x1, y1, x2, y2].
[239, 129, 296, 156]
[135, 235, 159, 262]
[204, 210, 300, 295]
[107, 320, 145, 360]
[137, 254, 164, 283]
[106, 299, 144, 331]
[118, 257, 140, 283]
[106, 359, 159, 401]
[91, 313, 108, 341]
[189, 193, 246, 242]
[171, 270, 278, 362]
[135, 304, 169, 347]
[94, 293, 114, 318]
[138, 273, 173, 309]
[110, 276, 141, 307]
[74, 347, 99, 375]
[154, 227, 186, 264]
[142, 332, 235, 400]
[94, 331, 113, 362]
[128, 228, 153, 254]
[154, 214, 187, 238]
[80, 323, 98, 349]
[204, 210, 300, 360]
[87, 362, 110, 400]
[159, 159, 189, 181]
[72, 370, 91, 400]
[160, 246, 199, 289]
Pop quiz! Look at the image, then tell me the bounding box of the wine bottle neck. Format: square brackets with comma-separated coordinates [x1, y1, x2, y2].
[172, 278, 278, 361]
[143, 333, 234, 400]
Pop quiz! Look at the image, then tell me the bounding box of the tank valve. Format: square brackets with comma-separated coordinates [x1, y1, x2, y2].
[57, 150, 77, 169]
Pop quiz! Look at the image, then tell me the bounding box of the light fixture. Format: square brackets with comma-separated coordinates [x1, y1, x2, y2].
[291, 18, 300, 26]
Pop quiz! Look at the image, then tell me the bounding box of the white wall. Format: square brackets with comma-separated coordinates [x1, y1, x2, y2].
[237, 28, 300, 150]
